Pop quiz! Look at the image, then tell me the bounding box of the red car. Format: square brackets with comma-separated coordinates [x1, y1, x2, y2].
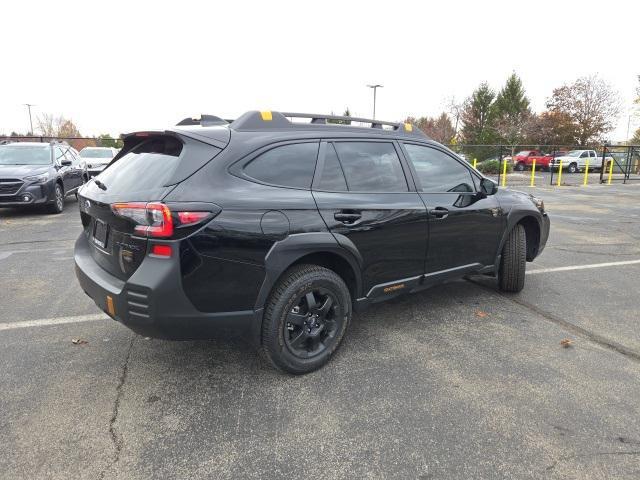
[513, 150, 567, 171]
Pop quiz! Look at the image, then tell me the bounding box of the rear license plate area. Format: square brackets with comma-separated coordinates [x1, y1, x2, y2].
[92, 219, 109, 249]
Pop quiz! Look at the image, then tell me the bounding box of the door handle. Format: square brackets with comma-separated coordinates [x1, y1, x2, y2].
[428, 207, 449, 219]
[334, 211, 362, 224]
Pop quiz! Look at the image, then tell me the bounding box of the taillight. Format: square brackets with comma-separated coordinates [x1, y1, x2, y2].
[177, 211, 210, 226]
[112, 202, 173, 238]
[111, 202, 213, 238]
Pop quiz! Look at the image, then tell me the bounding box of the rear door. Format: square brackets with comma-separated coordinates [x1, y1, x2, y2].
[312, 140, 428, 297]
[401, 142, 504, 279]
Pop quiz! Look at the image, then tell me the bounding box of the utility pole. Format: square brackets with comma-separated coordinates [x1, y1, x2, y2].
[24, 104, 35, 134]
[366, 84, 383, 119]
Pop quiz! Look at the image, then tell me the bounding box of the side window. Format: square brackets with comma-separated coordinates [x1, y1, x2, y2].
[243, 142, 319, 189]
[403, 144, 475, 193]
[589, 151, 596, 158]
[580, 151, 589, 158]
[316, 143, 348, 191]
[333, 142, 408, 192]
[54, 147, 66, 164]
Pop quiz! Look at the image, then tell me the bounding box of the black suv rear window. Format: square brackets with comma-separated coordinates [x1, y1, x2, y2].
[243, 142, 319, 189]
[97, 137, 183, 196]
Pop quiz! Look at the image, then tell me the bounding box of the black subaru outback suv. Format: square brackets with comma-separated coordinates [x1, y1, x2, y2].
[74, 111, 549, 374]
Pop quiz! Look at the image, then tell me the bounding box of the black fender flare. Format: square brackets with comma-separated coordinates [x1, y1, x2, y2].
[494, 209, 543, 269]
[254, 232, 363, 311]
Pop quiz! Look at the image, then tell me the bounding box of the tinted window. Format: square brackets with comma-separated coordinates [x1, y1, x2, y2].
[403, 144, 475, 193]
[316, 143, 347, 191]
[244, 142, 318, 189]
[333, 142, 407, 192]
[96, 136, 184, 196]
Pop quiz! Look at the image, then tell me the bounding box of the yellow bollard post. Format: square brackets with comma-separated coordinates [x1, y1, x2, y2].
[583, 158, 589, 186]
[607, 159, 614, 185]
[557, 160, 563, 186]
[473, 158, 477, 169]
[501, 158, 508, 187]
[530, 159, 536, 187]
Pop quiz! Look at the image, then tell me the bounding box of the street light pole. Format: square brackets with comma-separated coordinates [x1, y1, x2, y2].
[366, 84, 383, 119]
[24, 104, 35, 134]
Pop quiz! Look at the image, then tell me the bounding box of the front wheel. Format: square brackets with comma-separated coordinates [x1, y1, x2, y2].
[515, 162, 525, 171]
[498, 224, 526, 292]
[47, 183, 64, 214]
[261, 264, 351, 374]
[568, 162, 578, 174]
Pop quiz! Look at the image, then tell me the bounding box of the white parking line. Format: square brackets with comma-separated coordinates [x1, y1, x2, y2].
[0, 313, 107, 332]
[2, 259, 639, 332]
[527, 259, 640, 275]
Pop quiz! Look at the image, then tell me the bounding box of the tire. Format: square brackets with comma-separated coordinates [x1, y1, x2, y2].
[261, 264, 352, 374]
[47, 183, 64, 214]
[515, 162, 525, 171]
[498, 224, 526, 293]
[568, 162, 578, 174]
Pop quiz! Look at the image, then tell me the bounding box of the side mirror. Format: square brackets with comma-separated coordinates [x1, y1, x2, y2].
[61, 159, 72, 166]
[480, 178, 498, 196]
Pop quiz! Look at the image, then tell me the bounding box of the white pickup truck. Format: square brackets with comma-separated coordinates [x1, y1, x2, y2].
[549, 150, 613, 173]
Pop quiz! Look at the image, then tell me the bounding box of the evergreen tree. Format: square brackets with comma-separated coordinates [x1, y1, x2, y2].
[494, 72, 531, 147]
[460, 82, 497, 159]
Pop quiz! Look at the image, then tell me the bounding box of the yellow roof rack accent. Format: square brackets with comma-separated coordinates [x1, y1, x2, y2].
[260, 111, 273, 121]
[404, 123, 413, 132]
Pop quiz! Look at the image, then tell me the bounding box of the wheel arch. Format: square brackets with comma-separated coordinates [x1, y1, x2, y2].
[496, 212, 542, 264]
[255, 232, 363, 312]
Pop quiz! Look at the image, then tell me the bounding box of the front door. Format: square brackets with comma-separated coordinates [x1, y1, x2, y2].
[401, 143, 505, 279]
[312, 140, 428, 297]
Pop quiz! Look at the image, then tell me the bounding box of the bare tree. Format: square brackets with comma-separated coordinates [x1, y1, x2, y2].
[446, 96, 464, 141]
[36, 113, 82, 138]
[546, 75, 621, 146]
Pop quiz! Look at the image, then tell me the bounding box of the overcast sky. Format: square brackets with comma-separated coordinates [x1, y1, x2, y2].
[1, 0, 638, 140]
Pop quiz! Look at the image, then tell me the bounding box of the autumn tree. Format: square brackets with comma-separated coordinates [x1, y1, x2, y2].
[36, 114, 82, 138]
[524, 111, 576, 146]
[546, 75, 621, 146]
[410, 113, 456, 144]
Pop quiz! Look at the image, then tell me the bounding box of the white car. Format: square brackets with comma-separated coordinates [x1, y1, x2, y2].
[548, 149, 612, 173]
[79, 147, 119, 177]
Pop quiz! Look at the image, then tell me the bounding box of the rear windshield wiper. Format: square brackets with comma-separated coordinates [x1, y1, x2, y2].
[94, 179, 107, 191]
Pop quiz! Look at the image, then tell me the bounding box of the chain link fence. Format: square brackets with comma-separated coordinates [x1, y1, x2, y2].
[2, 136, 638, 187]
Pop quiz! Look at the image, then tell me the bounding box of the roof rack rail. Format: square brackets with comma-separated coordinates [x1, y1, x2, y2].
[176, 115, 229, 127]
[229, 110, 426, 137]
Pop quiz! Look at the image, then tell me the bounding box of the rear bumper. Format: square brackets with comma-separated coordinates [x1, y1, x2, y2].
[74, 233, 260, 341]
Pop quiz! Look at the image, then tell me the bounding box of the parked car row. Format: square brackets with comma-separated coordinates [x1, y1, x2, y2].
[0, 142, 118, 213]
[506, 150, 614, 173]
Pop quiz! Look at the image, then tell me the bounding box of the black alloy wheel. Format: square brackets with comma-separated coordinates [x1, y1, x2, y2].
[283, 288, 343, 359]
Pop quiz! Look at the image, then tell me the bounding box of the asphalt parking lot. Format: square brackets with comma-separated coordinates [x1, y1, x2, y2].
[2, 184, 640, 479]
